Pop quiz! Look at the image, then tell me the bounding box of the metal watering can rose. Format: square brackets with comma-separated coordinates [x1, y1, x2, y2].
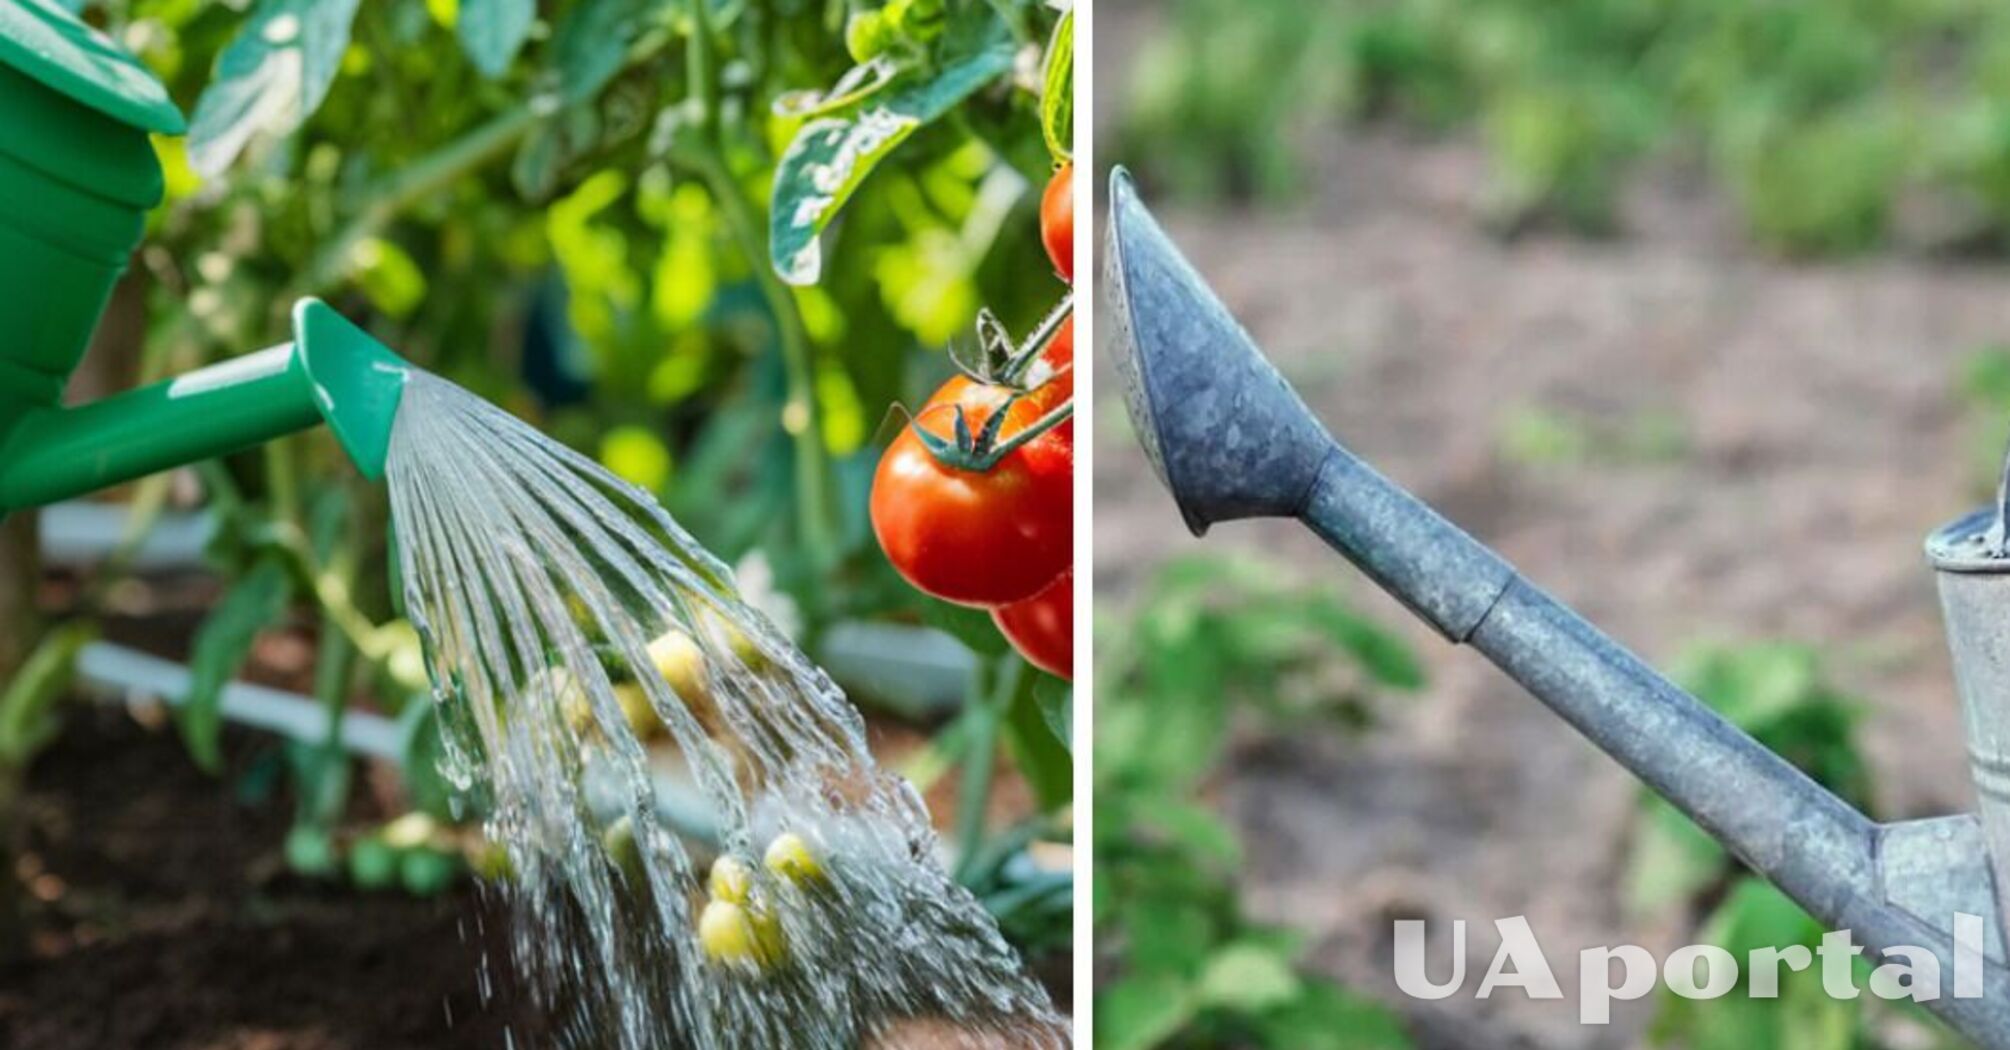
[1103, 166, 2010, 1046]
[0, 0, 409, 514]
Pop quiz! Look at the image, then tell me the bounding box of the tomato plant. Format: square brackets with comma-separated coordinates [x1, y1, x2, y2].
[1096, 556, 1424, 1048]
[857, 6, 1076, 681]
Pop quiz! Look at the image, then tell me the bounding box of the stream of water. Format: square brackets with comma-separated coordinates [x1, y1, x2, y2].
[384, 372, 1068, 1049]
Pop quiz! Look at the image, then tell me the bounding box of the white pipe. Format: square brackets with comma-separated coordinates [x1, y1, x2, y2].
[39, 502, 215, 570]
[71, 640, 720, 844]
[76, 640, 404, 759]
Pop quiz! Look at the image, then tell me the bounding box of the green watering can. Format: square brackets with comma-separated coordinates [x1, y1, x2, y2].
[0, 0, 409, 513]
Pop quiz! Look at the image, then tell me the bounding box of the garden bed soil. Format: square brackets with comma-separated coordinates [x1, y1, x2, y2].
[0, 706, 547, 1050]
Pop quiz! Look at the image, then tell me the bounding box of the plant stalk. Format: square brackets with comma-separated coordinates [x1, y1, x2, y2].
[0, 512, 38, 962]
[954, 653, 1026, 880]
[298, 105, 543, 296]
[669, 148, 839, 571]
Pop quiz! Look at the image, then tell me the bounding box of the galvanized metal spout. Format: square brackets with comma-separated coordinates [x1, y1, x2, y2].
[1104, 166, 2010, 1045]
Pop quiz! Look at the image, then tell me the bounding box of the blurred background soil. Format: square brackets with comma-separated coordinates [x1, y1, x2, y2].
[1096, 4, 2010, 1046]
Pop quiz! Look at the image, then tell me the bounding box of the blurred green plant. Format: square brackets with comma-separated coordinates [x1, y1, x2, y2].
[1627, 642, 1957, 1049]
[1094, 555, 1422, 1049]
[1496, 403, 1690, 469]
[1957, 344, 2010, 496]
[1121, 0, 2010, 256]
[25, 0, 1071, 940]
[1122, 0, 1353, 202]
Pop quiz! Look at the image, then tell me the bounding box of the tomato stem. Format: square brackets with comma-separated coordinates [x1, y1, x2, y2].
[957, 293, 1072, 390]
[911, 397, 1072, 474]
[999, 294, 1073, 385]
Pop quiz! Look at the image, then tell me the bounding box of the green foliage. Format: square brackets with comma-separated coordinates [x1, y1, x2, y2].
[769, 28, 1018, 285]
[1648, 879, 1871, 1050]
[1123, 0, 2010, 255]
[1496, 404, 1689, 469]
[181, 553, 295, 773]
[1040, 10, 1072, 163]
[62, 0, 1068, 925]
[961, 818, 1071, 961]
[458, 0, 537, 78]
[1122, 0, 1353, 202]
[187, 0, 364, 176]
[0, 623, 99, 769]
[1096, 555, 1422, 1049]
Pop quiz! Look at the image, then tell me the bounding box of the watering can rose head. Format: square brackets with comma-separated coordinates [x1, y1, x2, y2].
[1103, 167, 1332, 536]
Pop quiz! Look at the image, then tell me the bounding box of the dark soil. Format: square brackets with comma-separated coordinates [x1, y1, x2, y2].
[0, 706, 548, 1050]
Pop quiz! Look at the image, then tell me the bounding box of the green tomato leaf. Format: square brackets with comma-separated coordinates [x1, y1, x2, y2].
[1623, 796, 1727, 917]
[1122, 892, 1219, 979]
[458, 0, 536, 78]
[1095, 974, 1197, 1050]
[0, 621, 98, 766]
[1004, 669, 1071, 809]
[1256, 983, 1415, 1050]
[1034, 676, 1071, 751]
[398, 697, 459, 820]
[1041, 9, 1073, 162]
[917, 598, 1010, 658]
[773, 58, 909, 120]
[550, 0, 651, 103]
[1136, 796, 1241, 865]
[187, 0, 363, 177]
[1197, 942, 1302, 1012]
[1308, 603, 1425, 690]
[181, 554, 294, 772]
[769, 39, 1015, 285]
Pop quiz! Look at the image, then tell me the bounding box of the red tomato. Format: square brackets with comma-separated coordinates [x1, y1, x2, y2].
[994, 569, 1071, 680]
[1037, 316, 1073, 443]
[871, 383, 1073, 607]
[1041, 163, 1074, 283]
[1038, 314, 1073, 404]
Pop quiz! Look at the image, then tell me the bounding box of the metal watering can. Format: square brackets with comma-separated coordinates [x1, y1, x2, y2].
[0, 0, 409, 514]
[1104, 168, 2010, 1044]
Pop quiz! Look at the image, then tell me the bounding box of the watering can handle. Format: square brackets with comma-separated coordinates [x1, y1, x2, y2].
[1989, 447, 2010, 555]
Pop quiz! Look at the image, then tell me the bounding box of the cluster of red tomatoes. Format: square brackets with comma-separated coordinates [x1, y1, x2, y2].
[870, 164, 1076, 680]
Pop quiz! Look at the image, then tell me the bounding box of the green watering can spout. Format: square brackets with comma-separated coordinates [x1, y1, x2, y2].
[0, 298, 411, 512]
[292, 298, 410, 480]
[0, 2, 411, 513]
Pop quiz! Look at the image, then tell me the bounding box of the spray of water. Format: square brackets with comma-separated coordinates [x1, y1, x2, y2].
[385, 372, 1069, 1049]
